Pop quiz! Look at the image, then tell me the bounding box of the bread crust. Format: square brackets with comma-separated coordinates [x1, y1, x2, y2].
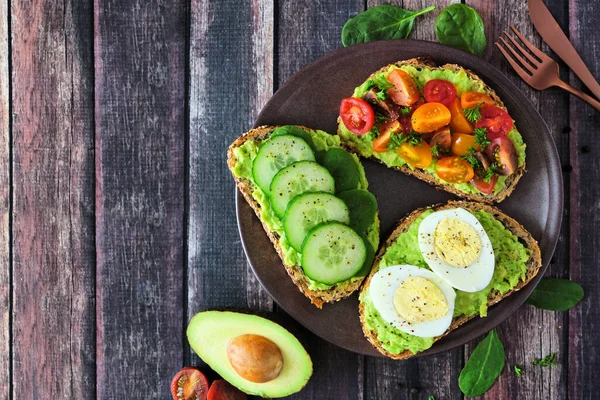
[227, 125, 372, 308]
[337, 57, 525, 203]
[358, 200, 542, 359]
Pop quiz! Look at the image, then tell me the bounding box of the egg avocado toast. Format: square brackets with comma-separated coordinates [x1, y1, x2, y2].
[228, 125, 380, 308]
[359, 200, 541, 359]
[338, 57, 526, 203]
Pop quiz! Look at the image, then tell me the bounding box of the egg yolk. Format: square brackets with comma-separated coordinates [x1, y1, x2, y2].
[393, 276, 449, 324]
[433, 218, 482, 268]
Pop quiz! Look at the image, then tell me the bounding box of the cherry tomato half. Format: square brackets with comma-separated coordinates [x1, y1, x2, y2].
[429, 127, 452, 154]
[411, 102, 452, 133]
[340, 98, 375, 135]
[460, 92, 495, 109]
[472, 173, 498, 195]
[436, 156, 475, 183]
[447, 97, 473, 134]
[423, 79, 457, 107]
[372, 120, 401, 153]
[171, 367, 209, 400]
[397, 141, 433, 169]
[207, 380, 247, 400]
[485, 136, 518, 176]
[475, 106, 513, 140]
[451, 133, 480, 156]
[386, 69, 420, 107]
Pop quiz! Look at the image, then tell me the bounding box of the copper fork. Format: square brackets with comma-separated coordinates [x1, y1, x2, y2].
[496, 25, 600, 112]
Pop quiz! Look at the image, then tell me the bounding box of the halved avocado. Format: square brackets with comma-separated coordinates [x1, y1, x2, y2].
[187, 310, 313, 398]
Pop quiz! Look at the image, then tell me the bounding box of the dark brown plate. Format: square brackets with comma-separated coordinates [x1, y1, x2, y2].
[236, 40, 562, 357]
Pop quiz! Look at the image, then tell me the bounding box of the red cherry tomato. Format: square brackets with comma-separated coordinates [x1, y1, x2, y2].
[475, 106, 513, 140]
[340, 98, 375, 135]
[171, 367, 209, 400]
[207, 380, 247, 400]
[423, 79, 458, 107]
[485, 136, 518, 176]
[471, 173, 498, 195]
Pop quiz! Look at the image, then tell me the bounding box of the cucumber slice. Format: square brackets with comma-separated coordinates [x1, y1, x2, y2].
[269, 161, 335, 217]
[252, 135, 315, 194]
[270, 125, 317, 151]
[321, 148, 360, 193]
[336, 189, 378, 236]
[283, 192, 350, 252]
[301, 222, 366, 285]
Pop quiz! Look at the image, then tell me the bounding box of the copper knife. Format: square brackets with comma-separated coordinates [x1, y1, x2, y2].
[528, 0, 600, 100]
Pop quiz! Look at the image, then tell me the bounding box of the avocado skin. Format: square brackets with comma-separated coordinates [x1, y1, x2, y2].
[187, 310, 313, 398]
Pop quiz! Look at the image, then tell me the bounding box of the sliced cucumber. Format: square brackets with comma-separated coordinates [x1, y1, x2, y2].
[269, 161, 335, 217]
[283, 192, 350, 252]
[321, 148, 361, 193]
[301, 222, 366, 285]
[270, 125, 317, 151]
[336, 189, 378, 236]
[252, 135, 315, 194]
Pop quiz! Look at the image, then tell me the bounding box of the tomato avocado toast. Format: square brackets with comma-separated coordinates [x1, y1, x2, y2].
[228, 125, 380, 308]
[338, 57, 526, 203]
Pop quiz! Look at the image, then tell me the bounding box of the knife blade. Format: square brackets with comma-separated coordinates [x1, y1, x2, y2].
[528, 0, 600, 100]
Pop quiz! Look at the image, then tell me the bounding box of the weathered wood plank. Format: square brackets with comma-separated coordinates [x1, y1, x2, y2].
[469, 0, 569, 398]
[276, 1, 363, 399]
[187, 0, 263, 368]
[94, 1, 186, 397]
[11, 0, 96, 398]
[568, 0, 600, 398]
[0, 0, 8, 397]
[362, 2, 463, 399]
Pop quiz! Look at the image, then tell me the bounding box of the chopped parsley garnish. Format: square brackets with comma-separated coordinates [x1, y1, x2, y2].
[482, 164, 499, 182]
[532, 352, 558, 367]
[400, 106, 411, 116]
[375, 114, 389, 124]
[463, 102, 485, 122]
[473, 127, 490, 148]
[514, 364, 524, 377]
[387, 130, 422, 150]
[430, 144, 440, 157]
[462, 146, 481, 169]
[373, 74, 394, 91]
[376, 90, 387, 102]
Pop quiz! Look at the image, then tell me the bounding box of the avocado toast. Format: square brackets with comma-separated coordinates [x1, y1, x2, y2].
[359, 200, 541, 359]
[228, 125, 380, 308]
[338, 57, 526, 203]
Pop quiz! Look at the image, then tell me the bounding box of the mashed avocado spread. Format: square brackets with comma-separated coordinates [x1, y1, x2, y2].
[338, 65, 526, 196]
[231, 127, 380, 290]
[360, 209, 530, 355]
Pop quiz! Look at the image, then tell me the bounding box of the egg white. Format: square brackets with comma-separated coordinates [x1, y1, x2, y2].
[418, 208, 495, 293]
[369, 265, 456, 338]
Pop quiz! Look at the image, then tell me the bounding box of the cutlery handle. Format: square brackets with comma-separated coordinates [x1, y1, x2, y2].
[555, 80, 600, 112]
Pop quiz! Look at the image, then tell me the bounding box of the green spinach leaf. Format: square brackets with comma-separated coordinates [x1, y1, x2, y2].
[526, 278, 584, 311]
[321, 148, 361, 193]
[459, 329, 505, 397]
[435, 4, 486, 56]
[342, 5, 436, 47]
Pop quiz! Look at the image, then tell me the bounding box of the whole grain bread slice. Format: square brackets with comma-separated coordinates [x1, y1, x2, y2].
[359, 200, 542, 359]
[227, 125, 375, 308]
[337, 57, 525, 203]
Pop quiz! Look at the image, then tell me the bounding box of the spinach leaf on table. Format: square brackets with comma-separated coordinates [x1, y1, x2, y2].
[526, 278, 584, 311]
[459, 329, 505, 397]
[435, 4, 486, 56]
[342, 5, 436, 47]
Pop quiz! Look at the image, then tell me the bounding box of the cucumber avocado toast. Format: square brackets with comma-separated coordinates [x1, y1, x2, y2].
[359, 200, 542, 359]
[338, 57, 526, 203]
[228, 125, 380, 308]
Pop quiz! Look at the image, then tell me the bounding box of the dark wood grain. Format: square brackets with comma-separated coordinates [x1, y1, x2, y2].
[11, 0, 96, 398]
[0, 0, 8, 397]
[568, 0, 600, 398]
[94, 1, 186, 398]
[276, 1, 364, 399]
[362, 2, 464, 399]
[470, 0, 569, 397]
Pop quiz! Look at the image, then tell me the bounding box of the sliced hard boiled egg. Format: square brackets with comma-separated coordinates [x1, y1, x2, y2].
[418, 208, 494, 292]
[369, 265, 456, 338]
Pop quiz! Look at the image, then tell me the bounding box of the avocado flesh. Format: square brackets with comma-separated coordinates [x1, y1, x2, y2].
[187, 311, 313, 398]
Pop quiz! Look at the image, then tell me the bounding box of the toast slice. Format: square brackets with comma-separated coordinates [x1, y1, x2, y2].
[228, 125, 379, 308]
[359, 200, 542, 359]
[338, 57, 525, 203]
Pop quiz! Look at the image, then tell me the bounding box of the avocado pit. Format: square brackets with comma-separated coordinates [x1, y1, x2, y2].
[226, 334, 283, 383]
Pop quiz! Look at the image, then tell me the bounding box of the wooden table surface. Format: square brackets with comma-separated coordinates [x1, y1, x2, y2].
[1, 0, 598, 399]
